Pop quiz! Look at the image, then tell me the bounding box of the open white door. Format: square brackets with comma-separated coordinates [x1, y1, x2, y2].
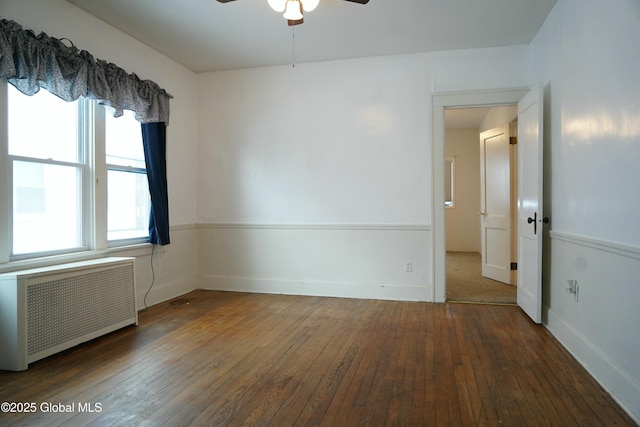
[479, 125, 511, 284]
[517, 84, 544, 323]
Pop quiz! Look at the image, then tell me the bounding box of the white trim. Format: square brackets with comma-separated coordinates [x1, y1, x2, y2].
[0, 223, 194, 274]
[200, 275, 431, 302]
[137, 275, 198, 310]
[0, 82, 9, 264]
[93, 100, 106, 250]
[0, 244, 151, 274]
[198, 223, 431, 232]
[432, 87, 529, 303]
[544, 306, 640, 425]
[171, 223, 198, 232]
[550, 230, 640, 261]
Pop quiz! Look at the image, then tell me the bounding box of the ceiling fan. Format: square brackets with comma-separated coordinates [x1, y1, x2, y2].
[217, 0, 369, 26]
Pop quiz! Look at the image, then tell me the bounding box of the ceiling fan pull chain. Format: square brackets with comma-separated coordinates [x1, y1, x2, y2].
[292, 25, 295, 68]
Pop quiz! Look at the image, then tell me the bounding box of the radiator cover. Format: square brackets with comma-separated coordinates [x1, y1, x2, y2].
[0, 257, 138, 371]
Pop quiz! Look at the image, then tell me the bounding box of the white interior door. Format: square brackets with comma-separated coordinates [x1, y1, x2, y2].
[517, 84, 544, 323]
[479, 125, 511, 284]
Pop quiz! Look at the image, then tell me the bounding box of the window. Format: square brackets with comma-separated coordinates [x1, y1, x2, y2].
[2, 83, 149, 261]
[105, 108, 150, 242]
[445, 157, 455, 208]
[8, 87, 84, 256]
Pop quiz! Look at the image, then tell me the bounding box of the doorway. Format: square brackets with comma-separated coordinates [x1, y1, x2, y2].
[444, 106, 518, 304]
[432, 88, 528, 303]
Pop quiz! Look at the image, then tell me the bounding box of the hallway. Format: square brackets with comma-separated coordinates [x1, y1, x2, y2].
[446, 251, 517, 304]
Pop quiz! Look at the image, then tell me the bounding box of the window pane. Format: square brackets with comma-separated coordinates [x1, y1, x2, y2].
[108, 169, 150, 241]
[8, 85, 79, 162]
[12, 161, 82, 255]
[105, 107, 145, 168]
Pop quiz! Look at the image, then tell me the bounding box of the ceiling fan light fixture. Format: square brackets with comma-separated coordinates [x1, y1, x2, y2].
[220, 0, 367, 26]
[283, 0, 303, 21]
[267, 0, 287, 13]
[301, 0, 319, 12]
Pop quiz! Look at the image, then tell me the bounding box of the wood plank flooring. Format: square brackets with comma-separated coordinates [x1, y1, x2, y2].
[0, 290, 635, 426]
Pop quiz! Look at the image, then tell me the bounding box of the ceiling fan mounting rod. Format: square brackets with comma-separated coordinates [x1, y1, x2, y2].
[292, 24, 295, 67]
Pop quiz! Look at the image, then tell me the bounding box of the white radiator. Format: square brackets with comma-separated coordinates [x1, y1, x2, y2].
[0, 257, 138, 371]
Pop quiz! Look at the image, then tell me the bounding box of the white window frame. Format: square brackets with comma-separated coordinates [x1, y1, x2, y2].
[100, 106, 150, 247]
[0, 82, 10, 265]
[0, 81, 149, 269]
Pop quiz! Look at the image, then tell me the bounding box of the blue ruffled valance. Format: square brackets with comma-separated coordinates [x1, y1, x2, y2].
[0, 19, 172, 124]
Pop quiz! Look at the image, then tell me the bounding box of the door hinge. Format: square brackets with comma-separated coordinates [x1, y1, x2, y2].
[510, 262, 518, 270]
[509, 136, 518, 145]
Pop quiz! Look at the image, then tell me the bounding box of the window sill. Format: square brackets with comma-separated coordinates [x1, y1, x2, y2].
[0, 243, 153, 275]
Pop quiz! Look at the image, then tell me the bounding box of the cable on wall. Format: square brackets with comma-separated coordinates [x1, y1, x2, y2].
[143, 243, 156, 309]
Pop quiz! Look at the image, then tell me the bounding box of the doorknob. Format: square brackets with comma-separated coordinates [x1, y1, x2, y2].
[527, 212, 538, 235]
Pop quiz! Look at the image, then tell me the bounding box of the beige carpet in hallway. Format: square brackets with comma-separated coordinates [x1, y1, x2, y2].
[446, 251, 517, 304]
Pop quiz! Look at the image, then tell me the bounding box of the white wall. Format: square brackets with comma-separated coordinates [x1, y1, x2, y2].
[197, 46, 528, 301]
[445, 129, 481, 252]
[0, 0, 200, 305]
[530, 0, 640, 421]
[2, 0, 636, 422]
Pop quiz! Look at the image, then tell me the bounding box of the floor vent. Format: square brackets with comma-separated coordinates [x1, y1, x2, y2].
[0, 257, 138, 371]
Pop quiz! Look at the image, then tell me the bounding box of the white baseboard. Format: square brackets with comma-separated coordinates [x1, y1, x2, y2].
[544, 231, 640, 424]
[544, 306, 640, 424]
[137, 276, 198, 310]
[199, 275, 431, 302]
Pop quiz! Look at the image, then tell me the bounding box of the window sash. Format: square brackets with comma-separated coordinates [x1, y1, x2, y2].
[8, 156, 87, 259]
[106, 164, 149, 244]
[6, 92, 88, 260]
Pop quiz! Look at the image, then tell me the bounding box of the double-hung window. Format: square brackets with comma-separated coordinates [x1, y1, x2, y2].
[105, 107, 150, 243]
[8, 85, 85, 257]
[2, 82, 149, 263]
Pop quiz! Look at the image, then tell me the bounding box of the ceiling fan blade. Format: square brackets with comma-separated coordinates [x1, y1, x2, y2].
[217, 0, 237, 3]
[288, 18, 304, 26]
[343, 0, 369, 3]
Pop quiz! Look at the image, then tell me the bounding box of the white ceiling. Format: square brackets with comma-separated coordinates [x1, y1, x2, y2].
[67, 0, 556, 73]
[445, 107, 491, 129]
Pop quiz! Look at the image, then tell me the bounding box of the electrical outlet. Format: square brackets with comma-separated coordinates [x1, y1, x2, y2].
[404, 261, 413, 273]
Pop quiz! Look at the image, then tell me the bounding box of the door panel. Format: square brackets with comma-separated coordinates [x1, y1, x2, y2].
[479, 125, 511, 284]
[517, 84, 544, 323]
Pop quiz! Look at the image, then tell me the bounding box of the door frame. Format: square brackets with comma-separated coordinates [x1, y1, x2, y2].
[432, 88, 528, 302]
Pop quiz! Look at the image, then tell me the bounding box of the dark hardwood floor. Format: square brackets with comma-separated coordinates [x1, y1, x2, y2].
[0, 290, 635, 426]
